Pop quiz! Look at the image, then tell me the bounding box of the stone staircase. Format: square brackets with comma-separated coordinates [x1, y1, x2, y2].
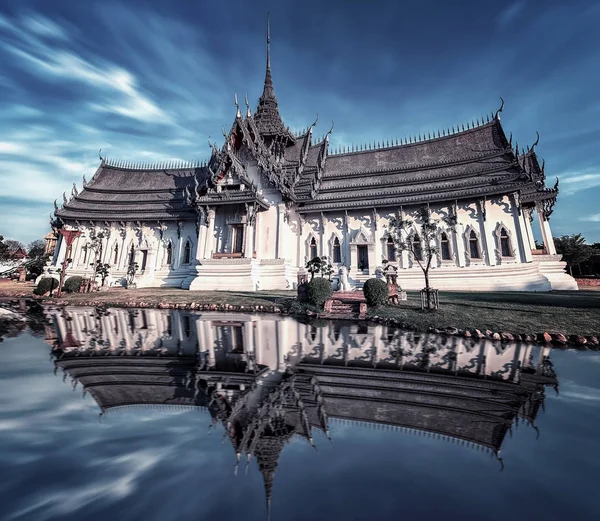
[320, 297, 366, 319]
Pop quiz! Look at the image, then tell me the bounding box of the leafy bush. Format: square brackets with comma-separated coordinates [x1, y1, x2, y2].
[33, 277, 59, 296]
[363, 278, 388, 307]
[63, 276, 83, 293]
[287, 300, 321, 316]
[307, 277, 333, 309]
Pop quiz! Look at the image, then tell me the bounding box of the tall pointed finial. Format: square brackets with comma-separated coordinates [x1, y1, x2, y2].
[267, 11, 271, 71]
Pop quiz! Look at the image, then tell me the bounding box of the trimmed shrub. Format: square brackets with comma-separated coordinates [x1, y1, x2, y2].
[63, 276, 84, 293]
[307, 277, 333, 309]
[363, 278, 388, 307]
[33, 277, 59, 296]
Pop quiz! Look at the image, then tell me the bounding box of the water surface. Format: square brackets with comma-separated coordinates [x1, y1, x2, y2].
[1, 306, 599, 521]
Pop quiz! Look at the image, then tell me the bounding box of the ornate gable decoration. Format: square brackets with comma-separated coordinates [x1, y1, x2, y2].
[350, 227, 374, 245]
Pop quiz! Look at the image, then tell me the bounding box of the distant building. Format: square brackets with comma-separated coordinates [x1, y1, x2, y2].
[45, 16, 576, 291]
[43, 231, 58, 257]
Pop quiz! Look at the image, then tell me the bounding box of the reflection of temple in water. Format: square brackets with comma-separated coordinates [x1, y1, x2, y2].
[46, 307, 558, 517]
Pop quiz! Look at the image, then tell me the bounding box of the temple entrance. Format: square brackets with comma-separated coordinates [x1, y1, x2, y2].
[357, 245, 369, 271]
[140, 250, 148, 271]
[232, 225, 244, 254]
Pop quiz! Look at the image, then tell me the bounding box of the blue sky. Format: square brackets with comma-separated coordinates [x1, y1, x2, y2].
[0, 0, 599, 245]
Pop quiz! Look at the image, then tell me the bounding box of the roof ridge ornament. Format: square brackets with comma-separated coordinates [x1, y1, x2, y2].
[494, 97, 505, 120]
[234, 92, 241, 119]
[98, 148, 104, 163]
[531, 131, 540, 151]
[245, 93, 251, 117]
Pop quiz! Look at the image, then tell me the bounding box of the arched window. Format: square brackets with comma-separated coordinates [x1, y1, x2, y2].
[128, 244, 135, 266]
[166, 243, 172, 265]
[440, 233, 451, 261]
[332, 237, 341, 263]
[183, 240, 191, 264]
[386, 236, 396, 262]
[500, 227, 512, 257]
[412, 234, 422, 261]
[469, 230, 481, 259]
[310, 237, 318, 260]
[113, 244, 119, 265]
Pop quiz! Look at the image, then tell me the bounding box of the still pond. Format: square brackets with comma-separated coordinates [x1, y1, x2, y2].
[1, 306, 599, 520]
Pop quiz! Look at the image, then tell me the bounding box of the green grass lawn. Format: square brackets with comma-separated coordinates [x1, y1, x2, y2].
[39, 287, 600, 337]
[47, 288, 296, 309]
[371, 290, 600, 336]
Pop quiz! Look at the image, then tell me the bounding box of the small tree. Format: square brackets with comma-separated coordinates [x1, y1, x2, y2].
[387, 205, 445, 310]
[93, 263, 111, 286]
[306, 257, 323, 280]
[127, 261, 139, 286]
[320, 256, 334, 280]
[554, 234, 594, 276]
[27, 239, 49, 277]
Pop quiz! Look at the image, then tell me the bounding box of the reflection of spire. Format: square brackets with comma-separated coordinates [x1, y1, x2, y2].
[46, 307, 563, 512]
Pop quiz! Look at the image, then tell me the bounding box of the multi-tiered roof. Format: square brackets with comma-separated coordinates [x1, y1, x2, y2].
[54, 16, 559, 227]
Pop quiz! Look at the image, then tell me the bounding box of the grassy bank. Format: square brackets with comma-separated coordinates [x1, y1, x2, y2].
[43, 287, 296, 310]
[370, 291, 600, 337]
[2, 283, 598, 337]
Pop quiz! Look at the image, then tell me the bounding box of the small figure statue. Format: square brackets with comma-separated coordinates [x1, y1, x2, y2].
[338, 265, 352, 292]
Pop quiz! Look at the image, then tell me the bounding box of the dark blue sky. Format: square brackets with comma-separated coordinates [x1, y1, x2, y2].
[1, 0, 598, 243]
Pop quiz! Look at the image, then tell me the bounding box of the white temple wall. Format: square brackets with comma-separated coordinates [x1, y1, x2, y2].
[47, 189, 572, 291]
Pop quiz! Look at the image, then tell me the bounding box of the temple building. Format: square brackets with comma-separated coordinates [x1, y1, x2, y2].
[45, 16, 576, 291]
[47, 308, 558, 515]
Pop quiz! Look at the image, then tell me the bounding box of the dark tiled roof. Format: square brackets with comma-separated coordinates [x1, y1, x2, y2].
[56, 164, 209, 222]
[294, 119, 543, 211]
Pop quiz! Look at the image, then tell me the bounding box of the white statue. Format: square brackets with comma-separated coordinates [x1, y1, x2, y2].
[338, 265, 352, 291]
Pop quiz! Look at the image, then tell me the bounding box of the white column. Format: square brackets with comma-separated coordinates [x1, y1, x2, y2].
[55, 234, 67, 266]
[453, 224, 466, 267]
[511, 194, 532, 263]
[203, 209, 216, 259]
[319, 212, 326, 258]
[244, 222, 254, 258]
[277, 203, 286, 259]
[196, 223, 207, 261]
[523, 207, 537, 251]
[478, 199, 496, 266]
[537, 205, 557, 255]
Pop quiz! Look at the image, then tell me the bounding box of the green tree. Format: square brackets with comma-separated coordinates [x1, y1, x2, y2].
[0, 235, 9, 262]
[93, 262, 111, 286]
[305, 256, 323, 280]
[27, 240, 49, 277]
[553, 234, 594, 276]
[387, 205, 446, 310]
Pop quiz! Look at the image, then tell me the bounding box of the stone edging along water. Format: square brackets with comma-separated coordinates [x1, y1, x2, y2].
[34, 297, 600, 351]
[368, 315, 599, 349]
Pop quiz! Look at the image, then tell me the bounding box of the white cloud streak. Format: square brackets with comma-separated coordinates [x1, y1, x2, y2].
[579, 214, 600, 223]
[560, 171, 600, 195]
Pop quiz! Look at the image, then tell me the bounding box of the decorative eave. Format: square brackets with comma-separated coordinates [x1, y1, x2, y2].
[296, 180, 533, 213]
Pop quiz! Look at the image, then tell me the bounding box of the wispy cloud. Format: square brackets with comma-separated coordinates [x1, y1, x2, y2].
[0, 1, 599, 244]
[579, 214, 600, 223]
[497, 2, 527, 28]
[560, 171, 600, 195]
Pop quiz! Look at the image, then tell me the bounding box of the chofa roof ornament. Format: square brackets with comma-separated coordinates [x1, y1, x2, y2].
[494, 97, 505, 120]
